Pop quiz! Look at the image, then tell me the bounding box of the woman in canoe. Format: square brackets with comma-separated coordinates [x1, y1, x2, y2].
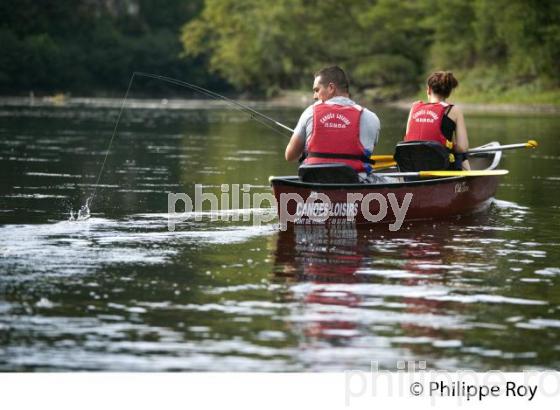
[404, 71, 470, 170]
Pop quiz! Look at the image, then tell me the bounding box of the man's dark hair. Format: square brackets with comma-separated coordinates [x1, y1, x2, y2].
[315, 66, 349, 93]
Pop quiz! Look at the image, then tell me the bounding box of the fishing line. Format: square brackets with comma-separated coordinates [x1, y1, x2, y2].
[89, 72, 136, 208]
[88, 71, 296, 209]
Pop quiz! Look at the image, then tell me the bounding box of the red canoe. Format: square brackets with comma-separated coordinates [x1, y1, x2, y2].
[269, 143, 503, 230]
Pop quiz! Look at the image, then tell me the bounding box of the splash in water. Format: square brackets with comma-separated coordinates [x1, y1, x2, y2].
[69, 197, 91, 221]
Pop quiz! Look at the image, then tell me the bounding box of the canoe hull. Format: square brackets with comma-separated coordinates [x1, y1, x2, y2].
[270, 175, 499, 227]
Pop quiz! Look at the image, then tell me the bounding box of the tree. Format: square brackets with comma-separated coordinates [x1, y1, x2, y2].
[181, 0, 431, 95]
[0, 0, 218, 95]
[426, 0, 560, 89]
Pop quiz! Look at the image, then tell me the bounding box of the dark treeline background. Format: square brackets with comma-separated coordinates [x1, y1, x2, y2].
[1, 0, 559, 102]
[0, 0, 227, 96]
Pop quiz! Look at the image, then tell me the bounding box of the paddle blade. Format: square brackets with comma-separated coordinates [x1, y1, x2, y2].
[371, 155, 395, 162]
[418, 169, 509, 177]
[527, 140, 538, 148]
[372, 160, 397, 170]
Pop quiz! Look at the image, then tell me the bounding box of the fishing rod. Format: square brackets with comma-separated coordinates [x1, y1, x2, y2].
[88, 72, 299, 209]
[134, 72, 295, 135]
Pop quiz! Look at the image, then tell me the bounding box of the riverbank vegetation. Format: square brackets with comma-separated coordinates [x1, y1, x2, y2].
[1, 0, 558, 104]
[0, 0, 227, 96]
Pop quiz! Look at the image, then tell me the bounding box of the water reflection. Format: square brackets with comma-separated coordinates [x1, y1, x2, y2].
[271, 209, 557, 370]
[274, 225, 364, 344]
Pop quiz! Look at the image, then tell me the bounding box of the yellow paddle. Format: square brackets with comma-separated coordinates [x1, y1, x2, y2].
[469, 139, 538, 153]
[380, 169, 509, 178]
[371, 140, 538, 164]
[372, 160, 397, 170]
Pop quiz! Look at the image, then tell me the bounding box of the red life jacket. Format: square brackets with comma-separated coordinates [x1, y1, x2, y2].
[304, 103, 367, 172]
[404, 101, 452, 146]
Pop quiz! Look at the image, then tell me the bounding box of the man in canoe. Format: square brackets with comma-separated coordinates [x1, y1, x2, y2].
[404, 71, 471, 170]
[285, 66, 387, 183]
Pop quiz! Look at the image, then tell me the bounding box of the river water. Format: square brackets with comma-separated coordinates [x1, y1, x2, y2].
[0, 99, 559, 371]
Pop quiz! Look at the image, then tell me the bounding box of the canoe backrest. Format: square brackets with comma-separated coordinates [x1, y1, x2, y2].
[394, 141, 450, 172]
[298, 163, 360, 183]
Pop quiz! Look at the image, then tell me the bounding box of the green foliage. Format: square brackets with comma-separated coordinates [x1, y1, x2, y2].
[427, 0, 560, 99]
[182, 0, 310, 93]
[0, 0, 558, 102]
[424, 0, 477, 68]
[182, 0, 431, 94]
[0, 0, 221, 95]
[182, 0, 559, 101]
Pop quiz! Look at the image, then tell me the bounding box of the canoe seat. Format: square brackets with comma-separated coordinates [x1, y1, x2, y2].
[394, 141, 451, 172]
[298, 163, 360, 184]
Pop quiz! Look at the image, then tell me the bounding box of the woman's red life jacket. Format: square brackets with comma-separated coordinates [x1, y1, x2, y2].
[404, 101, 451, 146]
[304, 103, 367, 172]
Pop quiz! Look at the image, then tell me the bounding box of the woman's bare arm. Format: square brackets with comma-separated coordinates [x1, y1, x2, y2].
[405, 107, 413, 137]
[449, 106, 471, 170]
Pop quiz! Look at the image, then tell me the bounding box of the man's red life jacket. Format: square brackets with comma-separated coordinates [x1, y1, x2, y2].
[304, 103, 368, 172]
[404, 101, 451, 146]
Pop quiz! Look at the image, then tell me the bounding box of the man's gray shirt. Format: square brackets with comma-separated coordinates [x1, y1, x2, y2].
[293, 96, 381, 153]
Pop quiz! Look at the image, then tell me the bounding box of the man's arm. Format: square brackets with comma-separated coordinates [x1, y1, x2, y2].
[285, 105, 312, 161]
[359, 109, 381, 153]
[285, 134, 305, 161]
